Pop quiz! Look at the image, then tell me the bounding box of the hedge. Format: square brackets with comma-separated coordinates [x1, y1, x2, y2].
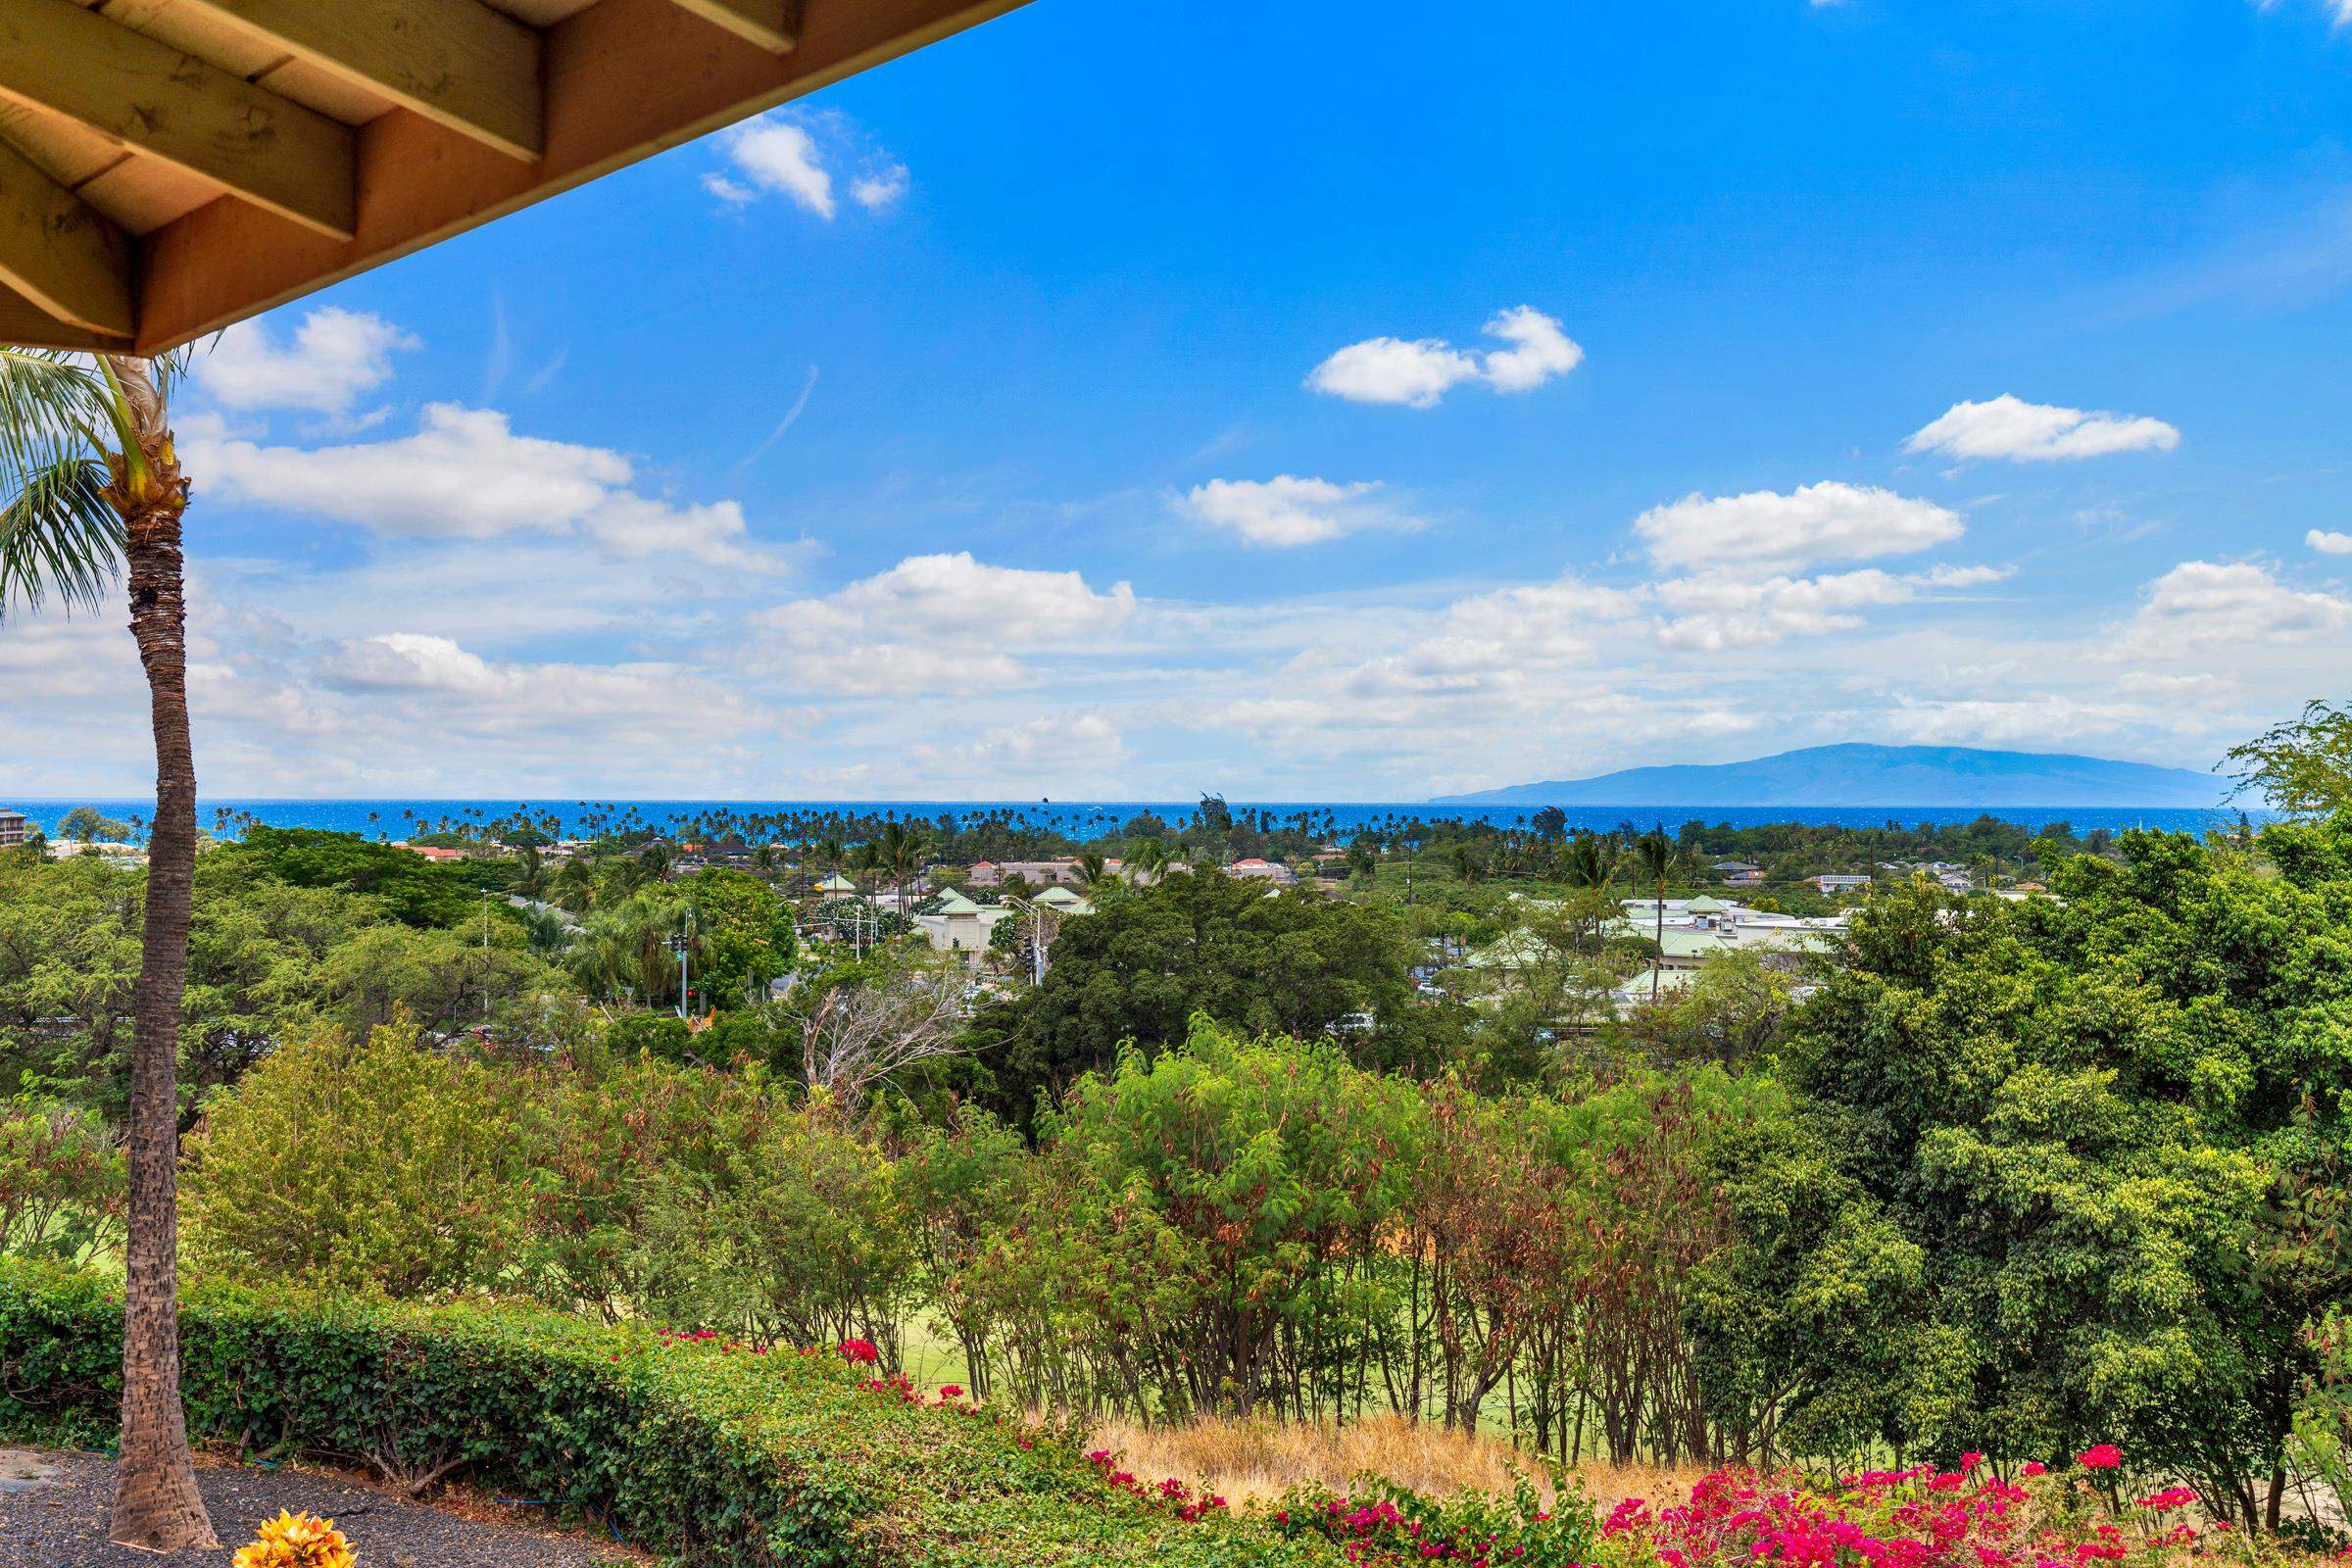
[0, 1261, 1333, 1567]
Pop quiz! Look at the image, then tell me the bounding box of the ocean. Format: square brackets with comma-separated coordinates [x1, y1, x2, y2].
[2, 798, 2253, 843]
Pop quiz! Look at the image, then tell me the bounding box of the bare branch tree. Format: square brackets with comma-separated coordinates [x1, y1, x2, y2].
[799, 956, 970, 1109]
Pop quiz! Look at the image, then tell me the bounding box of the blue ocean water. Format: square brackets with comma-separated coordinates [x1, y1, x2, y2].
[3, 797, 2252, 843]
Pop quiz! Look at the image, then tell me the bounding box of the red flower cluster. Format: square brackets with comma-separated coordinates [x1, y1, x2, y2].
[1082, 1449, 1228, 1524]
[1272, 1489, 1567, 1566]
[1594, 1447, 2215, 1568]
[838, 1338, 879, 1364]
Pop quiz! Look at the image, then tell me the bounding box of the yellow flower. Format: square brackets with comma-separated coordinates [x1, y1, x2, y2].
[231, 1510, 358, 1568]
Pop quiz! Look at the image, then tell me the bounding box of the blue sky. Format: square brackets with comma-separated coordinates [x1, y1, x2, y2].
[12, 0, 2352, 801]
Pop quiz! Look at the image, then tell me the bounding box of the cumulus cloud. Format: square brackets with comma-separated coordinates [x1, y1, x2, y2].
[706, 112, 906, 219]
[710, 118, 833, 216]
[1907, 394, 2180, 463]
[1179, 476, 1416, 548]
[751, 553, 1136, 695]
[1635, 481, 1964, 574]
[195, 307, 416, 419]
[190, 404, 792, 570]
[1477, 306, 1585, 393]
[852, 163, 909, 211]
[1307, 307, 1583, 407]
[2311, 528, 2352, 554]
[2112, 560, 2352, 656]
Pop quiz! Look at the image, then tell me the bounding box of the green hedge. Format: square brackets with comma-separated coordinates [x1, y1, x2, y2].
[0, 1262, 1330, 1567]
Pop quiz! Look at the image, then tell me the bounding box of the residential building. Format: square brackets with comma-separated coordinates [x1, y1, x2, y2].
[0, 808, 25, 849]
[966, 859, 1083, 888]
[1807, 874, 1873, 894]
[914, 888, 1015, 966]
[1227, 858, 1298, 884]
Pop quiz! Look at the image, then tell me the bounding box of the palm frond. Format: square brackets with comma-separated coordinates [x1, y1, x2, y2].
[0, 348, 122, 622]
[0, 348, 107, 479]
[0, 455, 121, 620]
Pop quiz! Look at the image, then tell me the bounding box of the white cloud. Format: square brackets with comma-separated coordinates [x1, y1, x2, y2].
[1651, 564, 2007, 651]
[190, 404, 793, 570]
[1307, 338, 1482, 409]
[1478, 306, 1586, 393]
[2310, 528, 2352, 554]
[1635, 481, 1964, 574]
[712, 118, 834, 217]
[852, 163, 909, 211]
[1306, 307, 1583, 407]
[751, 553, 1136, 695]
[707, 113, 908, 220]
[195, 307, 416, 418]
[2112, 560, 2352, 656]
[1907, 394, 2181, 463]
[912, 713, 1128, 787]
[1179, 475, 1415, 548]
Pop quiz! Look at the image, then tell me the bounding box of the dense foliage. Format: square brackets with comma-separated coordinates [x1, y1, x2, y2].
[0, 1259, 1333, 1567]
[962, 870, 1418, 1122]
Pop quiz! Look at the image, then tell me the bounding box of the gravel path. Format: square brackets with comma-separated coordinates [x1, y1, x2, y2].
[0, 1450, 643, 1568]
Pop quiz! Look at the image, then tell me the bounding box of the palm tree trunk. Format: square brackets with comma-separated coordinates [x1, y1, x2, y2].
[107, 361, 217, 1553]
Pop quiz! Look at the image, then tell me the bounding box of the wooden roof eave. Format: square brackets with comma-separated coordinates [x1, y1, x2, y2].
[0, 0, 1028, 355]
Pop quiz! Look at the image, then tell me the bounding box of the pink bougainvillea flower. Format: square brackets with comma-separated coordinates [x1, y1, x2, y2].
[2075, 1446, 2122, 1471]
[838, 1339, 879, 1364]
[2133, 1489, 2197, 1512]
[2021, 1461, 2047, 1478]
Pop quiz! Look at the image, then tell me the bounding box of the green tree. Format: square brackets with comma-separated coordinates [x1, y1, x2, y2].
[965, 870, 1416, 1126]
[1768, 830, 2352, 1517]
[2227, 700, 2352, 817]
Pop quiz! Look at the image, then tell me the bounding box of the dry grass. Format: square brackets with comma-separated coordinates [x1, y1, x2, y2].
[1087, 1411, 1710, 1511]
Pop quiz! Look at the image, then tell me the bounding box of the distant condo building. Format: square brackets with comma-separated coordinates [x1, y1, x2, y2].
[0, 808, 25, 849]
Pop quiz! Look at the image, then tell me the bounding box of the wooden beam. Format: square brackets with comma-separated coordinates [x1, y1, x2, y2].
[0, 0, 356, 239]
[172, 0, 545, 163]
[665, 0, 799, 53]
[0, 278, 126, 351]
[133, 0, 1030, 353]
[0, 133, 133, 337]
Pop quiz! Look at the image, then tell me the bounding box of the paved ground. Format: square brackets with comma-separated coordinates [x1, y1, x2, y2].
[0, 1449, 643, 1567]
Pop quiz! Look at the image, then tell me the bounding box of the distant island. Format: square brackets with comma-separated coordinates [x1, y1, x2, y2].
[1431, 743, 2227, 809]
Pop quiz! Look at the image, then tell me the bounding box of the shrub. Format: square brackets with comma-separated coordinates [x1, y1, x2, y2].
[183, 1021, 534, 1297]
[0, 1096, 122, 1260]
[0, 1260, 1344, 1566]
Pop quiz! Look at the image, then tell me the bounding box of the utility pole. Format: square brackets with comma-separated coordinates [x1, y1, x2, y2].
[668, 906, 696, 1020]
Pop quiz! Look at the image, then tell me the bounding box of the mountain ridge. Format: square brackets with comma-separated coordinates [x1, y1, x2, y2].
[1430, 744, 2225, 808]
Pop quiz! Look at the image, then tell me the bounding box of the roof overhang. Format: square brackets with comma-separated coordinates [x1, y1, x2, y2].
[0, 0, 1029, 355]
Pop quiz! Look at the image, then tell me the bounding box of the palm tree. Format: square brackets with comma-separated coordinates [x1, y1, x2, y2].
[1629, 828, 1680, 1004]
[1126, 835, 1169, 886]
[1560, 832, 1619, 890]
[551, 858, 597, 914]
[1073, 850, 1122, 901]
[812, 832, 848, 892]
[877, 820, 929, 916]
[0, 349, 218, 1550]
